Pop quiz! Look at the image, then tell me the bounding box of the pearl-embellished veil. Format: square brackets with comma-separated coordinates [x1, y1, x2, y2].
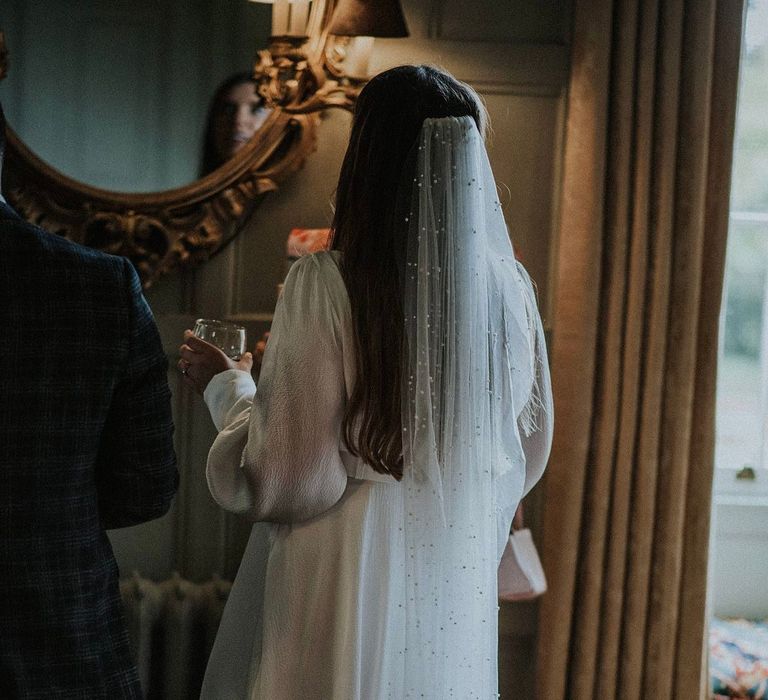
[398, 116, 551, 697]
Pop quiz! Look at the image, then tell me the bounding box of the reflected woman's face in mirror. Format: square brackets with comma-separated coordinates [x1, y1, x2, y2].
[212, 81, 271, 163]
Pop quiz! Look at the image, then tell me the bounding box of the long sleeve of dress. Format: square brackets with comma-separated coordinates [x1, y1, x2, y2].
[520, 388, 553, 498]
[203, 254, 349, 523]
[519, 276, 554, 498]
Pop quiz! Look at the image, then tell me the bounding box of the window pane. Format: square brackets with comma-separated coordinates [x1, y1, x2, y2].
[716, 220, 766, 474]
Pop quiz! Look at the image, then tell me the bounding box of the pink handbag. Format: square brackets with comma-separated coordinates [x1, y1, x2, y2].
[497, 504, 548, 602]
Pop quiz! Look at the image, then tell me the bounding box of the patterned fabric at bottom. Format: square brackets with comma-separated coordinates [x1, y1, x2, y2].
[711, 617, 768, 698]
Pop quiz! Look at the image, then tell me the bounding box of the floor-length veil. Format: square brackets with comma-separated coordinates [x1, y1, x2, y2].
[398, 116, 550, 697]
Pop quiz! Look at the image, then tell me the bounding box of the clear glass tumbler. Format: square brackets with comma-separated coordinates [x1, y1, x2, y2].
[192, 319, 247, 360]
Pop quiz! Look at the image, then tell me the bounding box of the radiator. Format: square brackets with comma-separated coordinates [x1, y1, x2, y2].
[120, 572, 232, 700]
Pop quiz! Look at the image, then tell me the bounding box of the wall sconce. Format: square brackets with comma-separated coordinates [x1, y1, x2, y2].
[248, 0, 408, 113]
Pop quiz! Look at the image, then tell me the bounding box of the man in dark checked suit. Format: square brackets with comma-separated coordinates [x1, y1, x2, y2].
[0, 105, 178, 698]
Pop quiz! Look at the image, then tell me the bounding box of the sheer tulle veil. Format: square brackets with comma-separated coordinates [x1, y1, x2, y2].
[398, 115, 551, 697]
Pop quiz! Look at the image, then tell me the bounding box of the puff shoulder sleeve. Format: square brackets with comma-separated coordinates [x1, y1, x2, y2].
[203, 254, 349, 522]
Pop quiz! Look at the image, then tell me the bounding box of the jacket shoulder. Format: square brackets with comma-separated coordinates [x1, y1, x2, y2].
[0, 216, 133, 282]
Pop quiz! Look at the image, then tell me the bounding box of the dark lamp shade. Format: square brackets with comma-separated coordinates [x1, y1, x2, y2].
[327, 0, 409, 38]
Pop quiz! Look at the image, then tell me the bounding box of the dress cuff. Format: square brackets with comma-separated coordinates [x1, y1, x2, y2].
[203, 369, 257, 431]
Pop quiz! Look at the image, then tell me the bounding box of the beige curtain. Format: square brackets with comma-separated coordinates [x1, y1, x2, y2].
[535, 1, 745, 698]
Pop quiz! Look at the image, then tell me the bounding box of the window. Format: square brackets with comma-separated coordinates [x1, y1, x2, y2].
[715, 0, 768, 498]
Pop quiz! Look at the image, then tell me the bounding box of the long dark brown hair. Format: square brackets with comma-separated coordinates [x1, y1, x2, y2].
[331, 65, 486, 479]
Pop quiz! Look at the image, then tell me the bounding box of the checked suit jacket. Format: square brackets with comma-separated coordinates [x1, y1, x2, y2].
[0, 200, 178, 699]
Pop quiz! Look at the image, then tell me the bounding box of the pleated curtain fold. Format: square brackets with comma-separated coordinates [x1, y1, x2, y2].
[536, 1, 745, 698]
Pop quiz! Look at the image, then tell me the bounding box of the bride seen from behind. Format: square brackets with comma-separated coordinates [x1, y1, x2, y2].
[178, 64, 553, 699]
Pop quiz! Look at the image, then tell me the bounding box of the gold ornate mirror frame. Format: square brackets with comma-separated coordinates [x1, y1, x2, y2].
[2, 110, 318, 287]
[0, 0, 406, 286]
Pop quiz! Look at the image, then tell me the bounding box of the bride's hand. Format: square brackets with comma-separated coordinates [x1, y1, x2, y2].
[178, 330, 253, 395]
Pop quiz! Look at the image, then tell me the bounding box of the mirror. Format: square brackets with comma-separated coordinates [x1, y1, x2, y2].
[0, 0, 274, 192]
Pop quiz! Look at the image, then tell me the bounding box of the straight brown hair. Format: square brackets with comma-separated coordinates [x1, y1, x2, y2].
[331, 65, 486, 479]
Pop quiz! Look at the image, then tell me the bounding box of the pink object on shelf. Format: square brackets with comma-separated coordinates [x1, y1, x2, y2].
[286, 228, 332, 259]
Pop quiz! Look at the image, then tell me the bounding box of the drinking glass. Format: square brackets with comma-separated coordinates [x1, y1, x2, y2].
[193, 319, 247, 360]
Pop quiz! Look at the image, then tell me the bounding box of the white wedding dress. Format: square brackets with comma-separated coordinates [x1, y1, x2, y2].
[199, 117, 553, 700]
